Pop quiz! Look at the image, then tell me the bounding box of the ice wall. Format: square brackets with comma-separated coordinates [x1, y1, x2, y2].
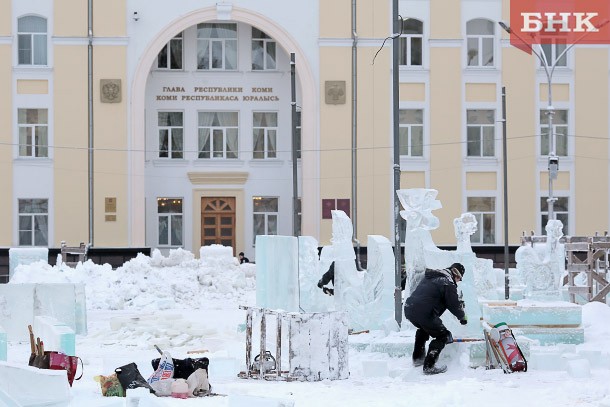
[0, 283, 87, 341]
[255, 235, 299, 311]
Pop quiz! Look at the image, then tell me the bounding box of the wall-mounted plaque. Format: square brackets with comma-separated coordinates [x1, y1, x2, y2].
[325, 81, 346, 105]
[100, 79, 122, 103]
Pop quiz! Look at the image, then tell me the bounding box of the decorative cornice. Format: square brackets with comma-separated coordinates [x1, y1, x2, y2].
[187, 171, 249, 185]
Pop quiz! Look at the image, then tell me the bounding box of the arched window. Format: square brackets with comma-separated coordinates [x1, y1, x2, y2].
[399, 18, 423, 66]
[466, 19, 494, 67]
[18, 16, 47, 65]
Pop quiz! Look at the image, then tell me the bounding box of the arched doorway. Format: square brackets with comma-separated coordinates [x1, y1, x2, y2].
[129, 6, 318, 247]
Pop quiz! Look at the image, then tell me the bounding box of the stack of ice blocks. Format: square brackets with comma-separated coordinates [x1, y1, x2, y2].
[481, 300, 583, 345]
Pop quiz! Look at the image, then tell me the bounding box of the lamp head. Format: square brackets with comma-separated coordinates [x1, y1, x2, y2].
[498, 21, 511, 33]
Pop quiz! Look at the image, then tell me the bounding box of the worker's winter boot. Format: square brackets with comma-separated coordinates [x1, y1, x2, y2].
[412, 329, 429, 367]
[423, 348, 447, 375]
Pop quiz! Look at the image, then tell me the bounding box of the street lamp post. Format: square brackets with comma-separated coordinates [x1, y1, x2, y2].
[498, 22, 567, 221]
[499, 20, 608, 222]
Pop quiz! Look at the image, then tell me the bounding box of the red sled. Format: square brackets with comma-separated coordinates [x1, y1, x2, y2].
[487, 322, 527, 373]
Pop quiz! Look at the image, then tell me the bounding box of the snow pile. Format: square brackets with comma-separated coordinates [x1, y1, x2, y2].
[9, 246, 256, 311]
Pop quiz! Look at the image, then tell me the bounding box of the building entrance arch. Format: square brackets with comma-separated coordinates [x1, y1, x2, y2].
[129, 6, 318, 246]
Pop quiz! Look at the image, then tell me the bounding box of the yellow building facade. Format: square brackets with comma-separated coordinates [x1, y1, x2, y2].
[0, 0, 608, 258]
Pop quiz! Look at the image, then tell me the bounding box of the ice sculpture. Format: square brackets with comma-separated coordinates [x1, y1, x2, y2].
[330, 211, 363, 326]
[454, 213, 497, 300]
[397, 189, 481, 336]
[397, 189, 442, 294]
[515, 219, 565, 300]
[298, 236, 334, 312]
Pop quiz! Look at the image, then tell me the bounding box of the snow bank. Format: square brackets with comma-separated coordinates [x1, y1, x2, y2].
[9, 246, 256, 311]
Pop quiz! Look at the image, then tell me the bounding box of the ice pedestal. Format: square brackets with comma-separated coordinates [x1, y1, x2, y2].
[481, 300, 584, 344]
[0, 283, 87, 341]
[255, 235, 299, 312]
[33, 316, 76, 356]
[8, 248, 48, 280]
[287, 311, 349, 381]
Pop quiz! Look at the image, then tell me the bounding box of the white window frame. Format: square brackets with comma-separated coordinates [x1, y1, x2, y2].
[17, 15, 47, 66]
[18, 108, 48, 158]
[197, 111, 239, 159]
[466, 18, 495, 67]
[18, 198, 49, 247]
[466, 109, 496, 158]
[197, 23, 238, 71]
[157, 197, 183, 247]
[158, 111, 184, 159]
[399, 109, 424, 157]
[467, 196, 496, 244]
[539, 40, 567, 69]
[252, 111, 278, 159]
[399, 18, 423, 67]
[252, 196, 278, 245]
[540, 196, 569, 236]
[539, 109, 568, 157]
[157, 32, 183, 70]
[251, 28, 277, 71]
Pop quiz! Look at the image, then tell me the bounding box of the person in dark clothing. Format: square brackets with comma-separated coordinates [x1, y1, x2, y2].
[238, 252, 250, 264]
[403, 263, 467, 375]
[317, 262, 335, 295]
[317, 262, 408, 296]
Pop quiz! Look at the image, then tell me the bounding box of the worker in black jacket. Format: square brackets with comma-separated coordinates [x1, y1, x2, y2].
[403, 263, 467, 375]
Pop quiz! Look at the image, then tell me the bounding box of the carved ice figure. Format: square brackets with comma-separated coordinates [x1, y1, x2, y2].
[515, 219, 565, 300]
[454, 213, 497, 299]
[298, 236, 334, 312]
[329, 211, 363, 325]
[397, 189, 446, 294]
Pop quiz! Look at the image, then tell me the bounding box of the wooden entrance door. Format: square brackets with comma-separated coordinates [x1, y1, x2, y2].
[201, 197, 236, 252]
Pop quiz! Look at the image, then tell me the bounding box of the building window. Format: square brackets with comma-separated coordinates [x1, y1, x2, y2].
[540, 40, 567, 68]
[322, 199, 351, 219]
[253, 197, 278, 244]
[253, 112, 277, 159]
[399, 109, 424, 157]
[18, 109, 48, 158]
[18, 199, 48, 246]
[466, 19, 494, 67]
[541, 197, 569, 235]
[252, 27, 276, 70]
[399, 19, 423, 66]
[198, 112, 239, 159]
[295, 110, 302, 159]
[157, 32, 183, 70]
[540, 109, 568, 156]
[158, 112, 183, 159]
[467, 197, 495, 244]
[197, 23, 237, 70]
[157, 198, 183, 246]
[18, 16, 47, 65]
[467, 110, 495, 157]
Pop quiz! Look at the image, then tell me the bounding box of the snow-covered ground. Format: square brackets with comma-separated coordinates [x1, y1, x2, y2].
[6, 247, 610, 406]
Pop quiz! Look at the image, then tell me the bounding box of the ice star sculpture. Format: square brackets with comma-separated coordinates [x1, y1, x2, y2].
[515, 219, 565, 300]
[397, 189, 442, 294]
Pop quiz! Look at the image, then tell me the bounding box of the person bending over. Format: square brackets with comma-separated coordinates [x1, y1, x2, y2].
[403, 263, 467, 375]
